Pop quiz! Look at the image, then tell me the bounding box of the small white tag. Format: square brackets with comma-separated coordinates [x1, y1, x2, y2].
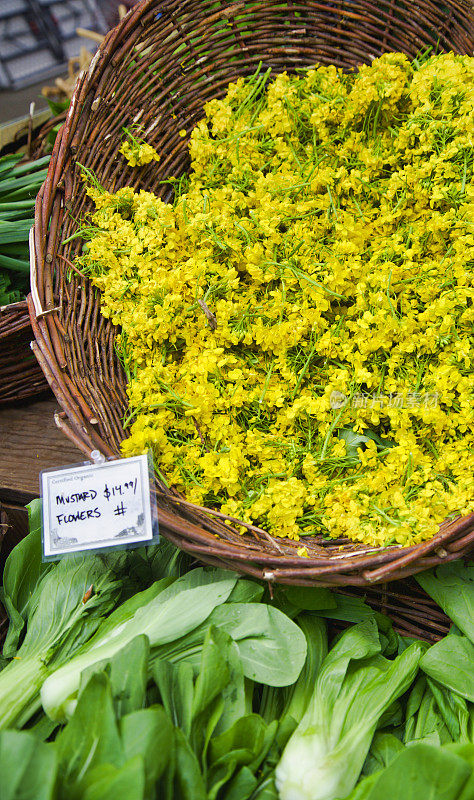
[41, 454, 155, 558]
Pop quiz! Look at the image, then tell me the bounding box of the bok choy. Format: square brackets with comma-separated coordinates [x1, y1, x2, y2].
[40, 568, 238, 721]
[275, 619, 423, 800]
[0, 502, 129, 729]
[40, 571, 307, 722]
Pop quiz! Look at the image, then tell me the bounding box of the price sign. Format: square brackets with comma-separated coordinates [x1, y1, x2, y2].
[41, 454, 156, 558]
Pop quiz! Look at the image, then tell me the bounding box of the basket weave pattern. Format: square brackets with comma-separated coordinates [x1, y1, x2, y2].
[0, 301, 49, 403]
[30, 0, 474, 586]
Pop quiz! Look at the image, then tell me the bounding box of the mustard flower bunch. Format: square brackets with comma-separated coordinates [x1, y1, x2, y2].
[78, 52, 474, 548]
[119, 128, 160, 167]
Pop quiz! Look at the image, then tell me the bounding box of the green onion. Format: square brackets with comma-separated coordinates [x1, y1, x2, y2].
[0, 152, 50, 300]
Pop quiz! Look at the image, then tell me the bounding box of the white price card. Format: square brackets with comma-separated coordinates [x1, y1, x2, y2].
[41, 454, 156, 559]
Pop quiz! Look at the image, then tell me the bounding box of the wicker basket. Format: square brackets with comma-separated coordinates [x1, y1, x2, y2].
[30, 0, 474, 586]
[0, 112, 64, 405]
[0, 301, 49, 404]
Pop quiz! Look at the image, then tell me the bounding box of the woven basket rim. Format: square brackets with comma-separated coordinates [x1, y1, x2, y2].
[30, 0, 474, 586]
[0, 497, 454, 644]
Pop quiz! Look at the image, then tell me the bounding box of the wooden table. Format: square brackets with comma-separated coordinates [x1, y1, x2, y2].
[0, 396, 82, 539]
[0, 396, 82, 502]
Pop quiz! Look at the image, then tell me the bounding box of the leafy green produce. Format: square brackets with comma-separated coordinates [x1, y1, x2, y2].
[362, 731, 404, 776]
[401, 674, 452, 746]
[1, 500, 52, 656]
[0, 502, 130, 729]
[283, 587, 336, 612]
[40, 567, 306, 723]
[420, 633, 474, 702]
[0, 501, 192, 731]
[278, 589, 399, 656]
[120, 708, 171, 798]
[173, 727, 207, 800]
[0, 270, 21, 304]
[79, 634, 150, 719]
[279, 615, 327, 727]
[154, 601, 307, 687]
[0, 729, 58, 800]
[49, 619, 289, 800]
[445, 744, 474, 800]
[54, 669, 172, 800]
[275, 619, 423, 800]
[41, 568, 239, 722]
[56, 672, 124, 784]
[416, 563, 474, 643]
[2, 500, 474, 799]
[258, 615, 327, 730]
[344, 743, 473, 800]
[152, 624, 285, 800]
[426, 677, 472, 743]
[54, 633, 171, 799]
[154, 626, 243, 753]
[0, 153, 50, 302]
[79, 759, 145, 800]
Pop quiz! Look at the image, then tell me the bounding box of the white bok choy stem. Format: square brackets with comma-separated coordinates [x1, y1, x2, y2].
[0, 655, 47, 729]
[275, 619, 424, 800]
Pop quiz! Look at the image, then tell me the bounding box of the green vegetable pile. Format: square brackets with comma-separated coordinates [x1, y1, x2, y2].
[0, 153, 50, 305]
[0, 501, 473, 799]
